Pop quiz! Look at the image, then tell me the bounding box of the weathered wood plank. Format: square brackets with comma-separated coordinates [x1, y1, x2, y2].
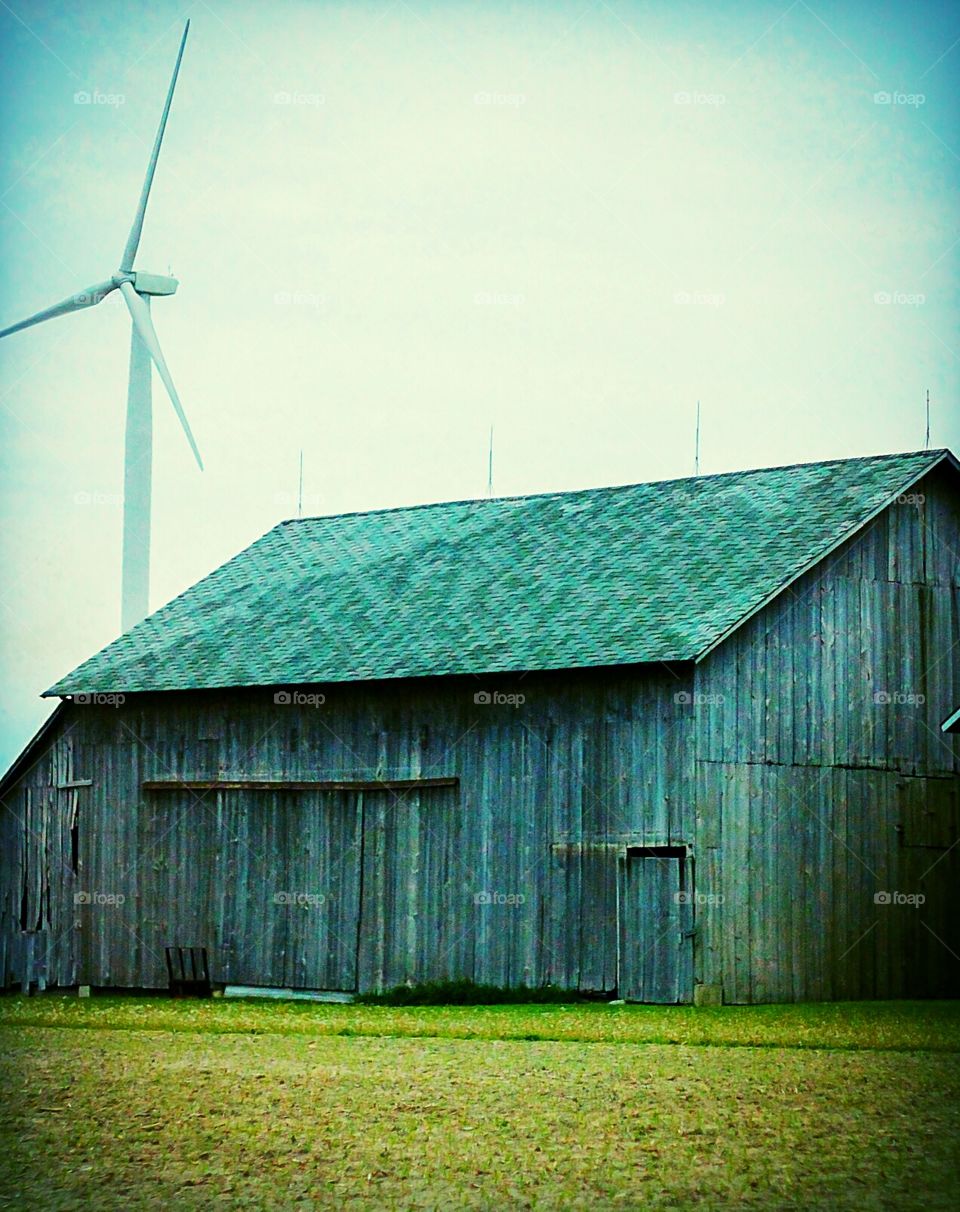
[141, 777, 459, 792]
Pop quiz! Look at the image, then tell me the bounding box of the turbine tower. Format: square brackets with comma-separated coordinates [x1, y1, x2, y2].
[0, 21, 201, 633]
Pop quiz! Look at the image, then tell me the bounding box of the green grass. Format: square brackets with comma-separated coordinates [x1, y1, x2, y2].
[1, 993, 958, 1050]
[1, 998, 958, 1209]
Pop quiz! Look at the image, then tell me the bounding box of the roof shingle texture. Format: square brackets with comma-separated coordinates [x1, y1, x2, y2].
[45, 449, 948, 695]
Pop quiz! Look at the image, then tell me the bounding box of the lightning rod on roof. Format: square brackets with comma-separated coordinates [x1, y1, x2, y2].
[488, 425, 494, 497]
[298, 450, 303, 517]
[695, 401, 701, 476]
[925, 389, 930, 450]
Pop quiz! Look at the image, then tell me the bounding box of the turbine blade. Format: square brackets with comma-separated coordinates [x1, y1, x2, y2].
[119, 20, 190, 272]
[119, 281, 203, 470]
[0, 279, 118, 339]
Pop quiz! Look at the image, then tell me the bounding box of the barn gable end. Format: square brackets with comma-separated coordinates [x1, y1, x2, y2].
[693, 461, 960, 1001]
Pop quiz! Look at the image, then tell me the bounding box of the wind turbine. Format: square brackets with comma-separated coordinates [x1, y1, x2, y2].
[0, 20, 201, 634]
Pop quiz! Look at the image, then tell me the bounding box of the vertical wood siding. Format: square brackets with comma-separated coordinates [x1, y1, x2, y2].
[694, 467, 960, 1000]
[2, 669, 694, 994]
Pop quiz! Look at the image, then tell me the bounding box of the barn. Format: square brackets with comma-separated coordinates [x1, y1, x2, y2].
[2, 448, 958, 1003]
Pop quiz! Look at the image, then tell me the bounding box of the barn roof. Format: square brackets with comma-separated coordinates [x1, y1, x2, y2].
[45, 448, 956, 696]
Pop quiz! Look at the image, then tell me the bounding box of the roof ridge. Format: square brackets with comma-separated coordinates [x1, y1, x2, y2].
[279, 448, 951, 526]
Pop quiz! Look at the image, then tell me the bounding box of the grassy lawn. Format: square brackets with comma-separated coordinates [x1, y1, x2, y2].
[1, 998, 958, 1210]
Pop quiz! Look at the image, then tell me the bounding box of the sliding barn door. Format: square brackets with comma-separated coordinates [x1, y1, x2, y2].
[619, 849, 693, 1003]
[143, 783, 463, 994]
[142, 789, 362, 991]
[219, 789, 362, 991]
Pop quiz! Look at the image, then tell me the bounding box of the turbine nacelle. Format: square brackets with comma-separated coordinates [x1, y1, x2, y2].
[126, 272, 179, 297]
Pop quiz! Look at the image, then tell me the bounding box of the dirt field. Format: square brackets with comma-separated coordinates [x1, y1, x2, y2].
[1, 998, 958, 1209]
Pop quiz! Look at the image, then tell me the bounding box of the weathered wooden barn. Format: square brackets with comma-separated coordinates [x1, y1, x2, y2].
[2, 448, 958, 1002]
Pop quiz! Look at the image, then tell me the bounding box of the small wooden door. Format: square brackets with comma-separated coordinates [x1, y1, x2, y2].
[619, 848, 693, 1003]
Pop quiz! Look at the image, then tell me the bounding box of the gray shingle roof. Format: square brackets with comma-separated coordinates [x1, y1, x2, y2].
[44, 449, 954, 695]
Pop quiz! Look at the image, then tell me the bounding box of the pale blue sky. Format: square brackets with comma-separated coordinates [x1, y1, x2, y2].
[1, 0, 958, 765]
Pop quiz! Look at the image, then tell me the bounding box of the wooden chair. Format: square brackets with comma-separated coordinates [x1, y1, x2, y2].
[165, 945, 212, 997]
